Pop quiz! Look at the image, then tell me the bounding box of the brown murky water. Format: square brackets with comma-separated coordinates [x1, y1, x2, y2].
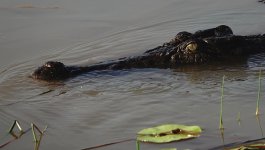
[1, 0, 265, 149]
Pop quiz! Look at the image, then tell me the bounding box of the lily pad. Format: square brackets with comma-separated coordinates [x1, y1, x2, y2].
[137, 124, 202, 143]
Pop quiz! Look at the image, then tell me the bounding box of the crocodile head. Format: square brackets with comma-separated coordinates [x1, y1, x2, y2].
[32, 61, 71, 81]
[167, 25, 233, 65]
[168, 38, 219, 65]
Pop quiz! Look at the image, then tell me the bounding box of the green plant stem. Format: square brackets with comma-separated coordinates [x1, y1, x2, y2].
[256, 70, 262, 116]
[136, 140, 140, 150]
[8, 120, 24, 139]
[219, 75, 225, 129]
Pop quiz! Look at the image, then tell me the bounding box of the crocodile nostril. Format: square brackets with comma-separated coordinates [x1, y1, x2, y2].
[45, 63, 52, 68]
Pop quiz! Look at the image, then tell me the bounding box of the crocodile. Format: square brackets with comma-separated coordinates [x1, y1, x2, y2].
[32, 25, 265, 81]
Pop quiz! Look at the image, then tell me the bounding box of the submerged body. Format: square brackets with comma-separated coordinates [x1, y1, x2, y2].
[32, 25, 265, 81]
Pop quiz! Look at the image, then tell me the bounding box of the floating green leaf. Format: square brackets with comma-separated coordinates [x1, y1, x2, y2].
[137, 124, 202, 143]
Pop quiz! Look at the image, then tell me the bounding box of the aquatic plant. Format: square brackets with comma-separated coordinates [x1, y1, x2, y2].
[0, 120, 47, 150]
[256, 70, 262, 116]
[219, 75, 225, 130]
[31, 123, 47, 150]
[8, 120, 24, 139]
[136, 140, 140, 150]
[136, 124, 202, 143]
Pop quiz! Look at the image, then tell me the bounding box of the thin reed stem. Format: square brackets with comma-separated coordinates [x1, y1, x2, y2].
[136, 140, 140, 150]
[256, 70, 262, 116]
[219, 75, 225, 129]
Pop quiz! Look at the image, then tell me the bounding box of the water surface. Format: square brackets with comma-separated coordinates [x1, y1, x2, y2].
[1, 0, 265, 149]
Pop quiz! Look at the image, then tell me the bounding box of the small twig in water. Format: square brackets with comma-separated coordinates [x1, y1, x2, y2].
[81, 139, 135, 150]
[237, 112, 241, 126]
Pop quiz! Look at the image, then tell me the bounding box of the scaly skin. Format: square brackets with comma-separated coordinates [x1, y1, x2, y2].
[32, 25, 265, 81]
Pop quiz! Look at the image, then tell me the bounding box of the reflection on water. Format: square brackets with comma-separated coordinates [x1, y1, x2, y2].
[1, 0, 265, 149]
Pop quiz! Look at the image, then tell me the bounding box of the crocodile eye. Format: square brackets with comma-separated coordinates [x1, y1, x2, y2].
[185, 41, 198, 53]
